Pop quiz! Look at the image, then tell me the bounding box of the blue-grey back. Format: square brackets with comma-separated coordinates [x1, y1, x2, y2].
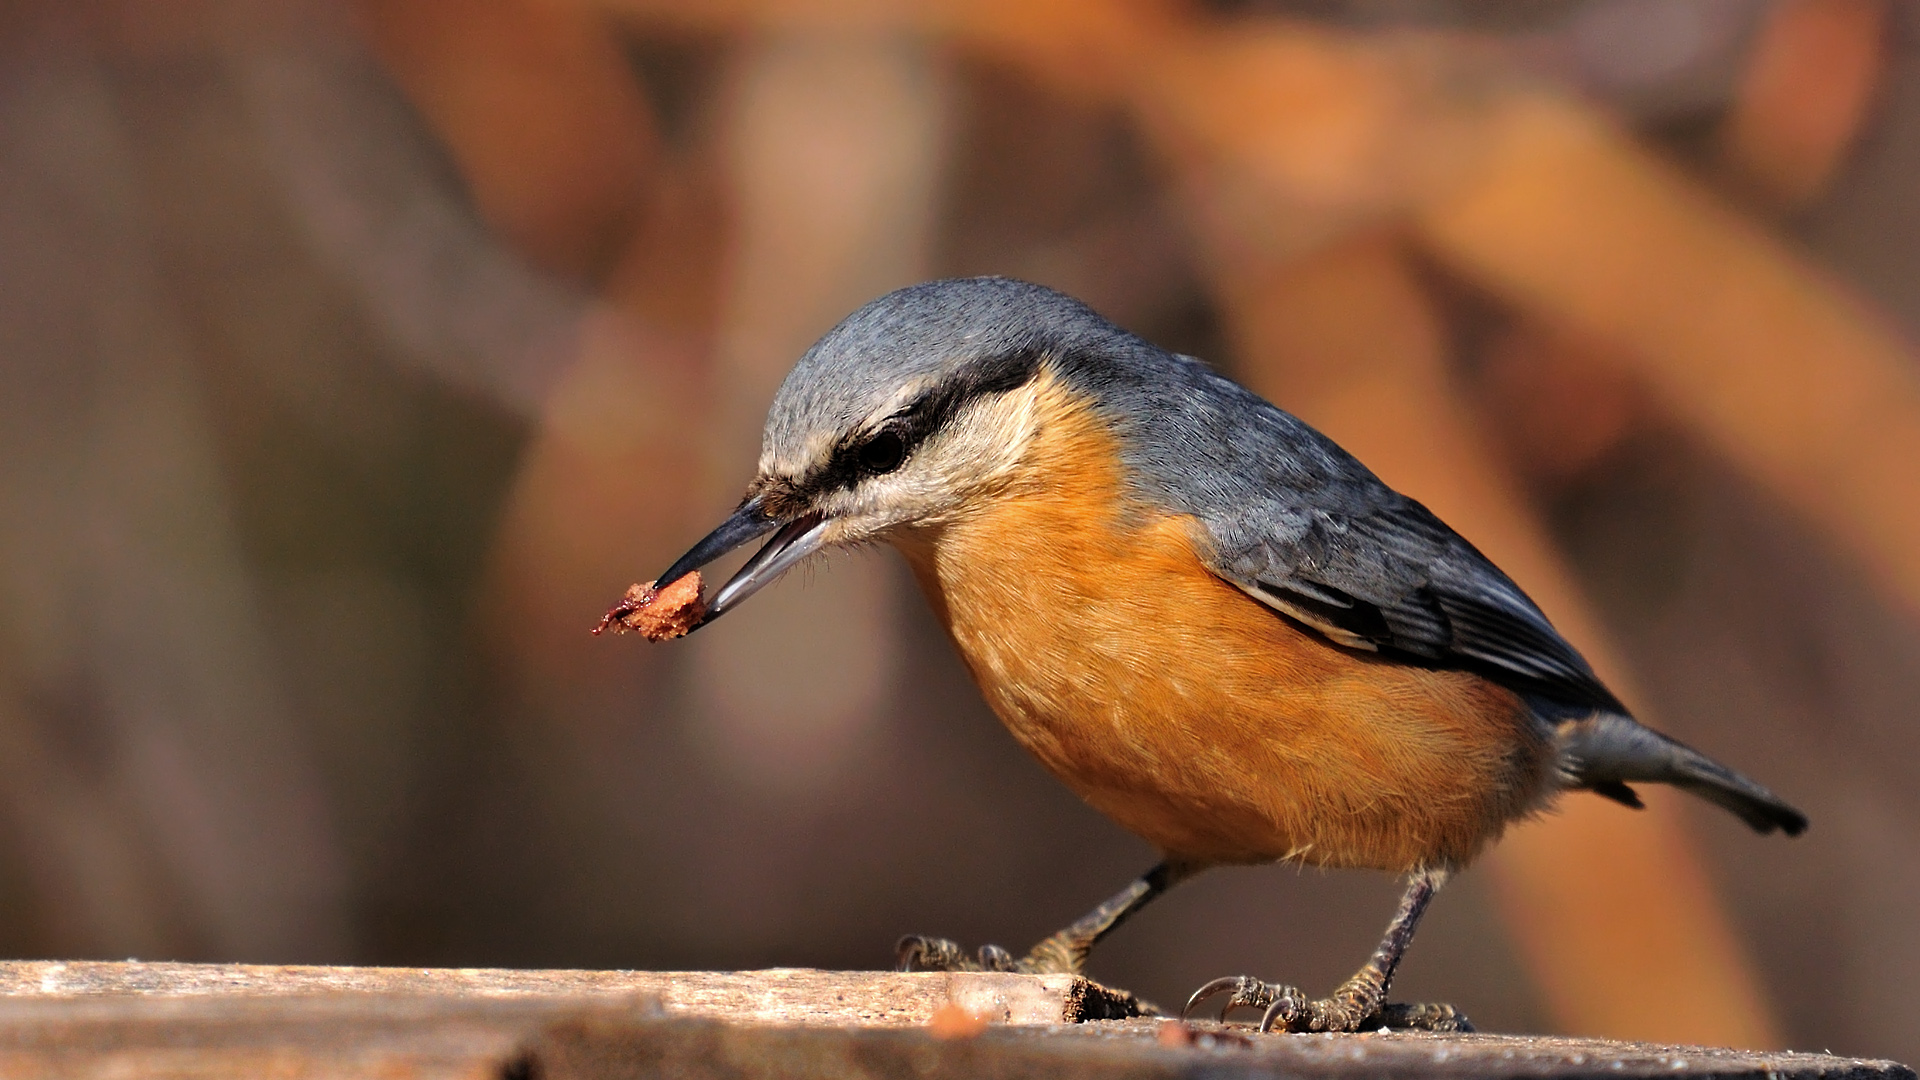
[774, 277, 1624, 714]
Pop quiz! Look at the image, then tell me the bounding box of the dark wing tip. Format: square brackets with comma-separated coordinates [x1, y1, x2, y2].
[1767, 804, 1811, 838]
[1680, 778, 1809, 837]
[1589, 780, 1645, 810]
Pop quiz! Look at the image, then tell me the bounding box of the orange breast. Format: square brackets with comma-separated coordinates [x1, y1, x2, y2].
[894, 386, 1554, 871]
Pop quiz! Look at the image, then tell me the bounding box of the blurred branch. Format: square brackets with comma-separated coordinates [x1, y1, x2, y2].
[1470, 323, 1646, 486]
[0, 690, 180, 957]
[1415, 94, 1920, 619]
[1716, 0, 1889, 211]
[351, 0, 659, 282]
[348, 0, 721, 672]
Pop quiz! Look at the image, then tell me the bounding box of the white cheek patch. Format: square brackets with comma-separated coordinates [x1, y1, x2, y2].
[926, 383, 1049, 492]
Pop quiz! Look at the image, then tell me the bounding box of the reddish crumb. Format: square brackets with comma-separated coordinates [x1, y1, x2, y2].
[592, 572, 706, 641]
[1155, 1019, 1253, 1050]
[926, 1003, 989, 1040]
[1156, 1020, 1195, 1048]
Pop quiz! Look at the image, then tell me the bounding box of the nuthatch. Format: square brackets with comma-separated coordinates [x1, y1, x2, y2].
[649, 277, 1806, 1033]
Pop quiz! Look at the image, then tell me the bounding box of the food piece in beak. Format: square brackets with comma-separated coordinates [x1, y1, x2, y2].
[595, 496, 828, 641]
[593, 571, 707, 641]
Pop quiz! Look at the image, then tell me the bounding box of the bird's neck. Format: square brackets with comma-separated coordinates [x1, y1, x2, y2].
[890, 379, 1135, 618]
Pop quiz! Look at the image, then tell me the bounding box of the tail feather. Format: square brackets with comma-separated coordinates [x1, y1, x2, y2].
[1558, 713, 1807, 837]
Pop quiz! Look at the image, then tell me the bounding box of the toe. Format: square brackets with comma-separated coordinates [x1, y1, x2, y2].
[895, 935, 977, 972]
[1184, 975, 1298, 1023]
[976, 944, 1017, 972]
[1377, 1002, 1473, 1032]
[1256, 986, 1311, 1032]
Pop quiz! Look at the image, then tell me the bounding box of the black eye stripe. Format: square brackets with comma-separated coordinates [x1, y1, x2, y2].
[891, 347, 1043, 444]
[810, 345, 1046, 492]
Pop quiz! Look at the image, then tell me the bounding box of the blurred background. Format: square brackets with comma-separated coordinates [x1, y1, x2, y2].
[2, 0, 1919, 1063]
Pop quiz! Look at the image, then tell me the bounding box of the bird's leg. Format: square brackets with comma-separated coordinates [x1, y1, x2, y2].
[1183, 868, 1472, 1033]
[898, 861, 1199, 974]
[1018, 860, 1201, 973]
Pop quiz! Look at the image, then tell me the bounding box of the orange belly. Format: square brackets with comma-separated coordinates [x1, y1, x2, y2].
[893, 397, 1554, 871]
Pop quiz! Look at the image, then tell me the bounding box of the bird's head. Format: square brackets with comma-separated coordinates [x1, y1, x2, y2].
[652, 277, 1130, 627]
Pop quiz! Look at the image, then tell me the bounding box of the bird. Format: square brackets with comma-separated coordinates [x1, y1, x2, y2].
[643, 276, 1807, 1033]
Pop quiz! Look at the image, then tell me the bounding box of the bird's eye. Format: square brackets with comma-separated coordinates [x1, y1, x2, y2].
[857, 429, 906, 475]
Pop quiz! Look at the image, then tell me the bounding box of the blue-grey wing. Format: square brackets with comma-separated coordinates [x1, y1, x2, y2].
[1090, 347, 1624, 713]
[1197, 488, 1624, 713]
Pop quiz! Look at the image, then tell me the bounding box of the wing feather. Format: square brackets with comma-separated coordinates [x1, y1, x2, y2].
[1212, 498, 1624, 713]
[1094, 348, 1624, 714]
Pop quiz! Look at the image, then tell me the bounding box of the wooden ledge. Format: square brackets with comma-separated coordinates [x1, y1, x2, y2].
[0, 960, 1140, 1025]
[0, 961, 1907, 1080]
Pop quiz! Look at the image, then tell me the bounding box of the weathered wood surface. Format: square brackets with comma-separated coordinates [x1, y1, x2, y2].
[0, 994, 571, 1080]
[0, 960, 1135, 1025]
[0, 961, 1907, 1080]
[537, 1018, 1917, 1080]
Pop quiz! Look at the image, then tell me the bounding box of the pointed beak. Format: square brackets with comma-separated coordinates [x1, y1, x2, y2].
[652, 496, 830, 629]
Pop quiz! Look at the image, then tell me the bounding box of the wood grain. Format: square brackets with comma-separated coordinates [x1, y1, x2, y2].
[0, 962, 1907, 1080]
[0, 960, 1133, 1027]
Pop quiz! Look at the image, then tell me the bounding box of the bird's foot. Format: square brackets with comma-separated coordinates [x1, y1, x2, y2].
[895, 933, 1081, 974]
[1183, 975, 1471, 1034]
[895, 934, 999, 972]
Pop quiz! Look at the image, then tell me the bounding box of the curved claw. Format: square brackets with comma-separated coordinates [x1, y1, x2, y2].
[1184, 975, 1289, 1023]
[896, 934, 973, 972]
[976, 944, 1016, 972]
[1182, 976, 1245, 1020]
